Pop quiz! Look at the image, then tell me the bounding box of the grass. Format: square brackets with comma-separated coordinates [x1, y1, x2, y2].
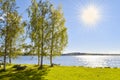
[0, 64, 120, 80]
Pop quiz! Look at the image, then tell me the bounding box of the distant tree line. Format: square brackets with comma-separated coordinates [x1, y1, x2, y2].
[0, 0, 68, 71]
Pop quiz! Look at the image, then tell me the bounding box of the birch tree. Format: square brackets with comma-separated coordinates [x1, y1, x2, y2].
[0, 0, 25, 70]
[49, 6, 68, 66]
[28, 0, 52, 68]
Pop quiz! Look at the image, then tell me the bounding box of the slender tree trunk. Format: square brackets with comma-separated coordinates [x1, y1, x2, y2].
[3, 38, 7, 71]
[9, 42, 12, 64]
[40, 28, 43, 69]
[9, 55, 11, 64]
[50, 54, 53, 67]
[50, 20, 54, 67]
[50, 31, 54, 67]
[40, 16, 44, 69]
[3, 51, 6, 71]
[3, 6, 9, 71]
[38, 46, 40, 66]
[38, 55, 40, 66]
[40, 54, 43, 68]
[3, 11, 8, 71]
[40, 44, 43, 68]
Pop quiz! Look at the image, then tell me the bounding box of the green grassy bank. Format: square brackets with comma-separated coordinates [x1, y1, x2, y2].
[0, 64, 120, 80]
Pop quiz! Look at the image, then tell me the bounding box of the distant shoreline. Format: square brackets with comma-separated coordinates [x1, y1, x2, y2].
[62, 53, 120, 56]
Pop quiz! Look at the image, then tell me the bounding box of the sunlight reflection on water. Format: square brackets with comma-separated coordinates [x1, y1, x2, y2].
[74, 55, 120, 67]
[75, 55, 110, 67]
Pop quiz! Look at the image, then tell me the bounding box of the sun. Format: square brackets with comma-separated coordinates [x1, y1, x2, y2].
[80, 5, 101, 26]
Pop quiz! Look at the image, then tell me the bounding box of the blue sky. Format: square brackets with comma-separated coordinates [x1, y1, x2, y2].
[16, 0, 120, 53]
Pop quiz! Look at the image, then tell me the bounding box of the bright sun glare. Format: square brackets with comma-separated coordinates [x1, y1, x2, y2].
[81, 5, 101, 26]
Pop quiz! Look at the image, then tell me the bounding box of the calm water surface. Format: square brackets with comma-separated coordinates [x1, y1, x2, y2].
[1, 55, 120, 67]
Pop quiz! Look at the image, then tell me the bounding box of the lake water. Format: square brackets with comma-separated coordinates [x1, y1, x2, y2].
[1, 55, 120, 68]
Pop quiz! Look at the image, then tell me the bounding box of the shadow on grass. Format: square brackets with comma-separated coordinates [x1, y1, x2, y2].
[0, 66, 49, 80]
